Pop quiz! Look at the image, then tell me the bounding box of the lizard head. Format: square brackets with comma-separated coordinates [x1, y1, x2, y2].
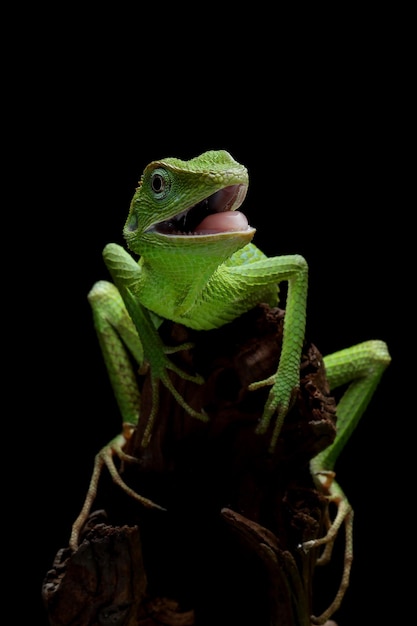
[123, 150, 255, 259]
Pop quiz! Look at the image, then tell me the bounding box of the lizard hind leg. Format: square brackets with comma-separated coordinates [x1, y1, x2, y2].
[69, 426, 165, 552]
[302, 339, 390, 623]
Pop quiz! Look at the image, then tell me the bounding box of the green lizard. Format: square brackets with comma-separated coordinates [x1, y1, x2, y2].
[69, 149, 391, 624]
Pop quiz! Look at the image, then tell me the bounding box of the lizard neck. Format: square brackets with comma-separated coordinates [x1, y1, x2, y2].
[136, 248, 225, 322]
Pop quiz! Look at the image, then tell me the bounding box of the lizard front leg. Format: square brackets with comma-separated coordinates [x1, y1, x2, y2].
[302, 339, 391, 624]
[103, 243, 207, 446]
[236, 254, 309, 451]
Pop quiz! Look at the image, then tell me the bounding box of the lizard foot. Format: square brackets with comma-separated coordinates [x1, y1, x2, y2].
[69, 424, 165, 551]
[250, 373, 297, 453]
[299, 481, 353, 625]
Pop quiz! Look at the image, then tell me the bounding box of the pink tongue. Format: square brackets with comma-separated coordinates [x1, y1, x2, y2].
[196, 211, 249, 234]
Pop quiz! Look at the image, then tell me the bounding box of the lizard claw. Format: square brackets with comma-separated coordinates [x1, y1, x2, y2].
[256, 401, 289, 452]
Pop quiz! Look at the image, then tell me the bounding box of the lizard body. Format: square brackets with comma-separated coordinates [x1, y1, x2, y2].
[70, 149, 391, 624]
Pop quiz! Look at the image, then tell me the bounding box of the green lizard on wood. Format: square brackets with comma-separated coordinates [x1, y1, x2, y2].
[69, 149, 391, 624]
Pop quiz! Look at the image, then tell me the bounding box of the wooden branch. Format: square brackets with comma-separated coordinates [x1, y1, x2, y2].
[42, 304, 337, 625]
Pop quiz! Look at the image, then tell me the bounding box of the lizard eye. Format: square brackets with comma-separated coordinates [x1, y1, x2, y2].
[150, 168, 171, 199]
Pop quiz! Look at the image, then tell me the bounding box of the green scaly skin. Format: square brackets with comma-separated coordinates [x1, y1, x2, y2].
[70, 150, 391, 625]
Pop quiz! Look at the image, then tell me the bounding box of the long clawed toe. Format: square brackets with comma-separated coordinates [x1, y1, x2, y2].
[299, 495, 353, 625]
[69, 427, 165, 552]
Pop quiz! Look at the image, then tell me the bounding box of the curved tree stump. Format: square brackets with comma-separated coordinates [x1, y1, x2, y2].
[43, 304, 337, 625]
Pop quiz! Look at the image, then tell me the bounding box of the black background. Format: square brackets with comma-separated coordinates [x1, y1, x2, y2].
[19, 24, 409, 626]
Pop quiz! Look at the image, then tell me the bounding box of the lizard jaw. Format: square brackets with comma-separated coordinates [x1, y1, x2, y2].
[154, 184, 250, 236]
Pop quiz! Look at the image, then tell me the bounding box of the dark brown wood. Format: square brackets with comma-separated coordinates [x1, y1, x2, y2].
[42, 304, 337, 625]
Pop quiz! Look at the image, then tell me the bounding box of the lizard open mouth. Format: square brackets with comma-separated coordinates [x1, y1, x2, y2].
[155, 184, 249, 235]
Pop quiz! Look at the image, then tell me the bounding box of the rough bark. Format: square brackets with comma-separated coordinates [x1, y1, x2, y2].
[42, 304, 337, 626]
